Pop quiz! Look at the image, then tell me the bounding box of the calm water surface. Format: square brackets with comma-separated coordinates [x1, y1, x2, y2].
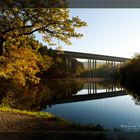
[43, 79, 140, 131]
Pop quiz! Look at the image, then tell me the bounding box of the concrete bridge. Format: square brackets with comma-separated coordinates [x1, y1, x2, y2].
[63, 51, 130, 77]
[64, 51, 129, 62]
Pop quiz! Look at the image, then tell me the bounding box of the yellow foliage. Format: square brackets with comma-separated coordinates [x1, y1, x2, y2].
[1, 8, 87, 48]
[0, 47, 52, 86]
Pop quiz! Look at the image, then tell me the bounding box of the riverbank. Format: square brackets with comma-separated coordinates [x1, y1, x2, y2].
[0, 106, 105, 131]
[0, 107, 135, 140]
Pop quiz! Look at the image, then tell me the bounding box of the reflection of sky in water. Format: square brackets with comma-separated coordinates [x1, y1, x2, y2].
[76, 87, 123, 95]
[76, 89, 87, 95]
[97, 89, 107, 93]
[44, 95, 140, 130]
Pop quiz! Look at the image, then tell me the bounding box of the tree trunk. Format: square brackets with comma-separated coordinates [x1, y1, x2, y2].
[0, 37, 4, 56]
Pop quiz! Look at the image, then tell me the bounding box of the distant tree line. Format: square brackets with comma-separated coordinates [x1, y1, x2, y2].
[81, 63, 119, 79]
[118, 55, 140, 104]
[39, 47, 85, 78]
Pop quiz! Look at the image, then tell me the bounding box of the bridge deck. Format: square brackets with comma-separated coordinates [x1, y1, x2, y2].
[64, 51, 130, 62]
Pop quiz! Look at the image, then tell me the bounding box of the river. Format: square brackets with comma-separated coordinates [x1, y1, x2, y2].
[1, 78, 140, 131]
[42, 78, 140, 131]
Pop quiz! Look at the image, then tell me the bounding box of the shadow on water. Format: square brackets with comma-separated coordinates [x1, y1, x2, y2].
[122, 83, 140, 106]
[0, 78, 124, 111]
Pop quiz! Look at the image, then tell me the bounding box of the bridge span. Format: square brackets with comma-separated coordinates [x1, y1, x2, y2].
[64, 51, 129, 62]
[63, 51, 130, 77]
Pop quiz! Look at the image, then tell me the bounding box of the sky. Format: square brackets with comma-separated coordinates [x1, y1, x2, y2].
[37, 9, 140, 58]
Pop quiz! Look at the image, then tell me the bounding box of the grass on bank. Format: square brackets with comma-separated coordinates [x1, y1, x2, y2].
[0, 105, 108, 131]
[0, 105, 58, 119]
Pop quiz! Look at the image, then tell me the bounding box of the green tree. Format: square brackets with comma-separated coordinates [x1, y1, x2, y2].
[119, 56, 140, 89]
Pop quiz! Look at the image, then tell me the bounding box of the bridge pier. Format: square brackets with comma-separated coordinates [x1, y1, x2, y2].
[111, 61, 115, 77]
[65, 56, 72, 67]
[88, 59, 96, 78]
[90, 59, 92, 78]
[113, 61, 116, 78]
[92, 59, 97, 78]
[107, 60, 110, 78]
[88, 59, 90, 78]
[105, 60, 117, 78]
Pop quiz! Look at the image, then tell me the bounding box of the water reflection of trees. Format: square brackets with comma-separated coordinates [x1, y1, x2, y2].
[132, 94, 140, 105]
[0, 83, 53, 111]
[89, 80, 121, 91]
[125, 88, 140, 106]
[0, 79, 121, 111]
[0, 79, 84, 111]
[46, 79, 84, 97]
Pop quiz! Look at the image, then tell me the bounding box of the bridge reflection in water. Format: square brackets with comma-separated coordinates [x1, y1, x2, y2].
[54, 81, 126, 104]
[86, 81, 123, 94]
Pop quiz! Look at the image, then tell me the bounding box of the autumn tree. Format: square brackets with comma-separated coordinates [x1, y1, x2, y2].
[0, 44, 52, 86]
[0, 8, 87, 55]
[0, 8, 87, 85]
